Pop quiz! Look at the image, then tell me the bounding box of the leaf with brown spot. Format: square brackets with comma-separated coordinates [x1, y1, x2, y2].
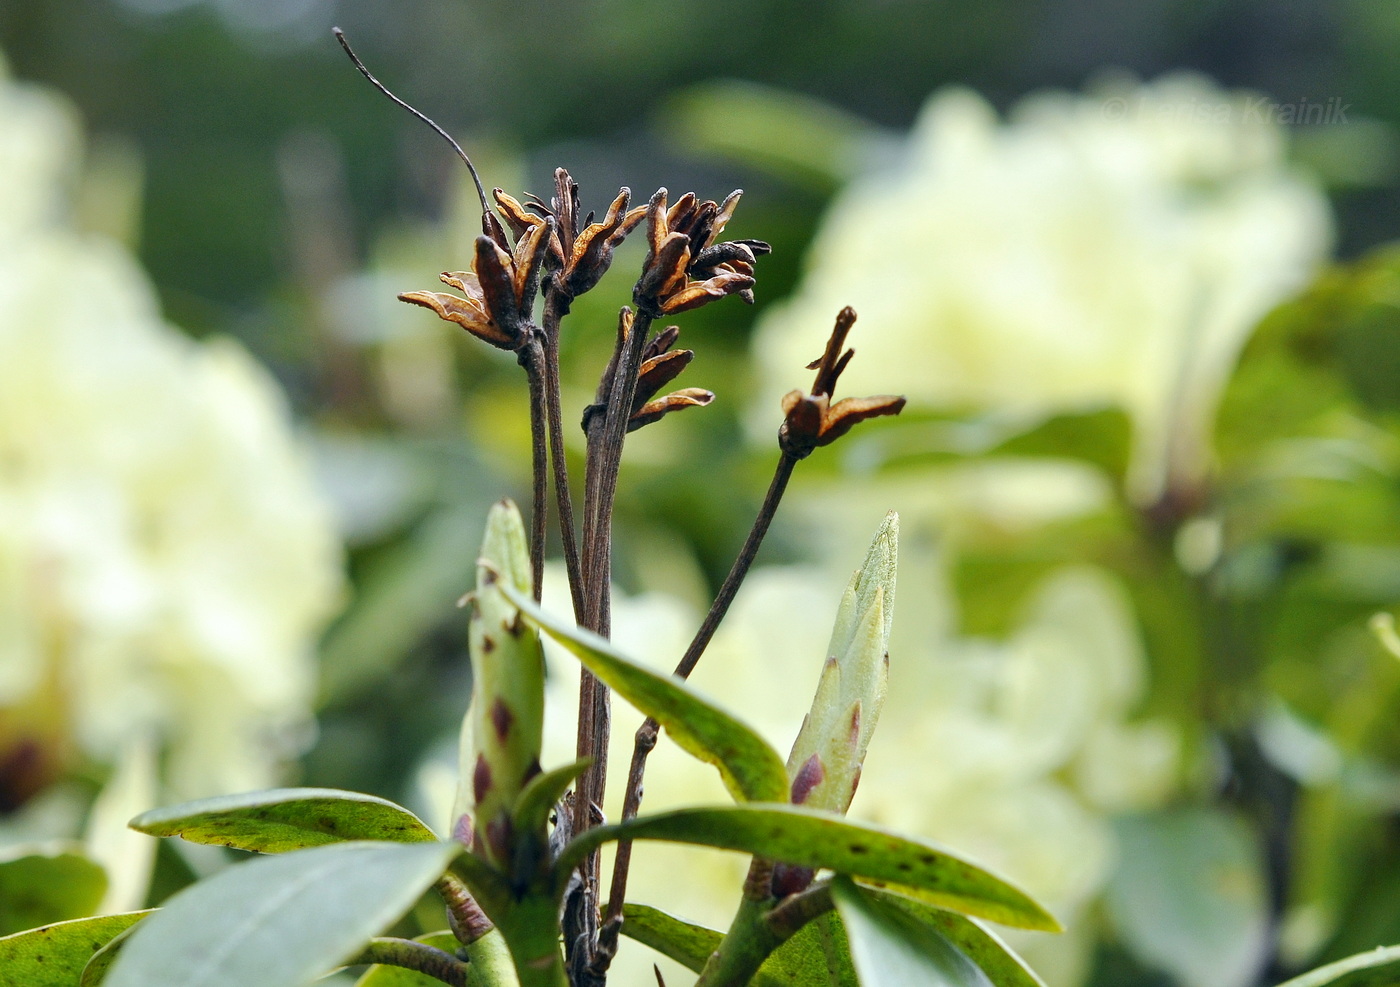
[0, 911, 151, 987]
[559, 805, 1059, 931]
[129, 788, 437, 853]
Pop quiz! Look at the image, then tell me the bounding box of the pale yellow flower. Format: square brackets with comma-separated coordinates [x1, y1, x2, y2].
[0, 55, 343, 805]
[754, 74, 1332, 502]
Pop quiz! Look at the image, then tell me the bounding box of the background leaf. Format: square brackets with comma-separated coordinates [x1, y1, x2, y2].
[566, 805, 1059, 931]
[832, 877, 995, 986]
[503, 582, 790, 803]
[130, 788, 438, 852]
[0, 843, 108, 936]
[0, 910, 150, 987]
[1105, 809, 1268, 987]
[103, 840, 461, 987]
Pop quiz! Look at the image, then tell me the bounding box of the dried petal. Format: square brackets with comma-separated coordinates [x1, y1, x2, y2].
[493, 189, 544, 239]
[643, 325, 682, 361]
[474, 234, 524, 332]
[644, 187, 670, 256]
[633, 348, 694, 408]
[627, 388, 714, 431]
[658, 271, 754, 314]
[435, 270, 477, 299]
[710, 189, 743, 244]
[482, 209, 511, 252]
[397, 289, 513, 349]
[510, 215, 552, 311]
[691, 240, 758, 274]
[565, 187, 646, 296]
[810, 306, 858, 396]
[665, 191, 700, 234]
[637, 231, 692, 307]
[818, 394, 907, 445]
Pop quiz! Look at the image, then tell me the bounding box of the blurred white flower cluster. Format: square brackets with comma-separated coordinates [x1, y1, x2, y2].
[0, 53, 343, 807]
[754, 73, 1332, 501]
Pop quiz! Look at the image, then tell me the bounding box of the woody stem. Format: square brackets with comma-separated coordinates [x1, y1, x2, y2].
[568, 305, 655, 975]
[520, 337, 549, 601]
[595, 451, 799, 961]
[541, 289, 586, 620]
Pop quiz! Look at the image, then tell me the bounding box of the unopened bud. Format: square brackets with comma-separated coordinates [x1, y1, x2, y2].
[785, 512, 897, 815]
[454, 499, 546, 865]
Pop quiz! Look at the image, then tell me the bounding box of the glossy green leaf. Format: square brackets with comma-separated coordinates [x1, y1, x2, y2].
[103, 840, 462, 987]
[833, 877, 993, 987]
[501, 581, 789, 803]
[0, 910, 150, 987]
[129, 788, 437, 852]
[858, 886, 1045, 987]
[764, 913, 857, 986]
[618, 904, 843, 987]
[80, 922, 140, 987]
[1106, 809, 1267, 987]
[514, 759, 591, 837]
[565, 805, 1058, 931]
[1275, 944, 1400, 987]
[619, 904, 721, 974]
[0, 844, 108, 936]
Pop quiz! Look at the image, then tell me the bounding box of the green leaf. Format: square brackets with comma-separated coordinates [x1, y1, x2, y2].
[833, 877, 994, 987]
[0, 844, 108, 936]
[764, 913, 856, 986]
[500, 581, 789, 804]
[858, 886, 1045, 987]
[129, 788, 438, 852]
[1274, 944, 1400, 987]
[352, 932, 461, 986]
[1105, 809, 1268, 987]
[80, 922, 141, 987]
[565, 805, 1058, 931]
[0, 910, 150, 987]
[619, 904, 721, 974]
[618, 904, 841, 987]
[103, 840, 462, 987]
[513, 760, 591, 837]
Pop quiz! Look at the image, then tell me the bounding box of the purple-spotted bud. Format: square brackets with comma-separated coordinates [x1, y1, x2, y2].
[784, 512, 898, 815]
[453, 500, 546, 865]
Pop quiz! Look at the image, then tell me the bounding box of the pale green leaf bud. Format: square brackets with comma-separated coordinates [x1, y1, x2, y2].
[453, 499, 546, 864]
[785, 512, 898, 816]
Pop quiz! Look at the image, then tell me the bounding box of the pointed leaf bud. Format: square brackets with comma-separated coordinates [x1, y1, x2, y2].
[785, 512, 898, 816]
[454, 500, 547, 865]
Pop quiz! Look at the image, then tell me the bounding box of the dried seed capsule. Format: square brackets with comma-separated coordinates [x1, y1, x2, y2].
[453, 499, 547, 865]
